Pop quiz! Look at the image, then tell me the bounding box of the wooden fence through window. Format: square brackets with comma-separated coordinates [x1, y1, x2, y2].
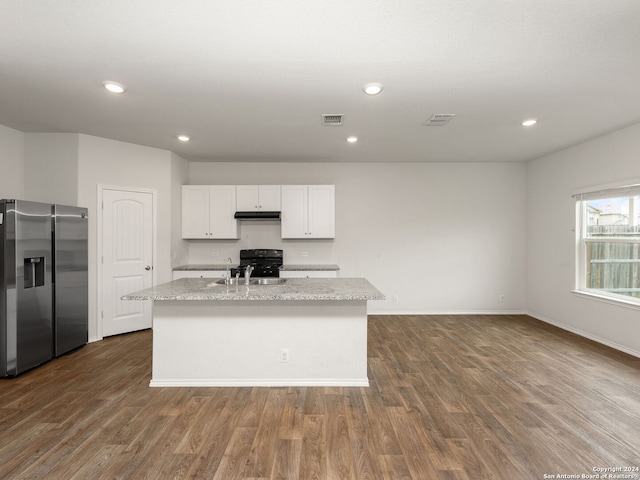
[586, 225, 640, 298]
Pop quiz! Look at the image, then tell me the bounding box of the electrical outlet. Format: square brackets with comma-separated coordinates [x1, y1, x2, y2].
[393, 293, 399, 302]
[280, 348, 289, 363]
[499, 295, 505, 303]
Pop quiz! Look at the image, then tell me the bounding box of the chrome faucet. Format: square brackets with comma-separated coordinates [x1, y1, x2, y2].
[244, 265, 254, 284]
[225, 257, 233, 285]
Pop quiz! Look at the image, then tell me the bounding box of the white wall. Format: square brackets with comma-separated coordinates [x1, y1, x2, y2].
[24, 133, 79, 205]
[527, 123, 640, 357]
[0, 127, 189, 342]
[77, 135, 187, 341]
[2, 119, 637, 356]
[188, 162, 528, 314]
[170, 151, 190, 267]
[0, 124, 24, 199]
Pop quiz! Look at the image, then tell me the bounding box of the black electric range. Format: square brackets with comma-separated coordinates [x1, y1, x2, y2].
[230, 249, 283, 278]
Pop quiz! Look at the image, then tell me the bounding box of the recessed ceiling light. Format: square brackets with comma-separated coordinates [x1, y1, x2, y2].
[363, 83, 383, 95]
[102, 81, 126, 94]
[522, 119, 537, 127]
[177, 135, 190, 142]
[347, 136, 358, 143]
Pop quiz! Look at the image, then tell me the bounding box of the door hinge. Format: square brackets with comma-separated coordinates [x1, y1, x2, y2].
[101, 310, 104, 319]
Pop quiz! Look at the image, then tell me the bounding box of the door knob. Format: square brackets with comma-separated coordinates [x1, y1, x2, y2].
[145, 265, 151, 271]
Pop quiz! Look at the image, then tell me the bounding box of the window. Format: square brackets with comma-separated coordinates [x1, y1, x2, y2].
[575, 183, 640, 305]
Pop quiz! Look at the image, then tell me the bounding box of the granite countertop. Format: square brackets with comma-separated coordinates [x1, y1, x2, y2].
[173, 264, 340, 271]
[123, 277, 384, 301]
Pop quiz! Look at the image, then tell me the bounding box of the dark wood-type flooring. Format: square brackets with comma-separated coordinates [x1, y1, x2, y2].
[1, 314, 639, 479]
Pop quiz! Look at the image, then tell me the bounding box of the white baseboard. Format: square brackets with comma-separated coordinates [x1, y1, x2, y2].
[526, 310, 640, 359]
[368, 309, 528, 316]
[149, 378, 370, 388]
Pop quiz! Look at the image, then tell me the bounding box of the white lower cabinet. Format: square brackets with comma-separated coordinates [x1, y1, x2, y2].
[172, 270, 225, 280]
[279, 270, 338, 279]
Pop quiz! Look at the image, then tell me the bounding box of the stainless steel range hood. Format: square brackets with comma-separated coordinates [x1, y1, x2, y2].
[234, 211, 281, 220]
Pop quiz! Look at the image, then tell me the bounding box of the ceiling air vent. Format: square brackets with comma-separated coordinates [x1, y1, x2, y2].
[321, 114, 344, 126]
[424, 113, 456, 126]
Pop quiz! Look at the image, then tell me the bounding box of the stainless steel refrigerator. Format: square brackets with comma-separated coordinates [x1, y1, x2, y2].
[1, 200, 88, 377]
[52, 204, 88, 357]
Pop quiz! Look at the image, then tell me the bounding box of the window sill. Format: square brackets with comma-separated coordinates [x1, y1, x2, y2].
[571, 289, 640, 311]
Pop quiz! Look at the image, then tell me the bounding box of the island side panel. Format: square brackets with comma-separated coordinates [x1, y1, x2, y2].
[150, 300, 369, 387]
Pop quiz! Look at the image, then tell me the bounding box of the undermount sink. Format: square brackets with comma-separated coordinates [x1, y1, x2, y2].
[207, 277, 287, 286]
[255, 277, 287, 285]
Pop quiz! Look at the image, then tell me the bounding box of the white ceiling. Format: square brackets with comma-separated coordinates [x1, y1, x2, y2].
[2, 0, 640, 163]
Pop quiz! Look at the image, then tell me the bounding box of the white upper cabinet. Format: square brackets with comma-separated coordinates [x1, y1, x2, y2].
[182, 185, 239, 239]
[182, 185, 210, 239]
[281, 185, 335, 239]
[236, 185, 281, 211]
[281, 185, 307, 238]
[308, 185, 335, 238]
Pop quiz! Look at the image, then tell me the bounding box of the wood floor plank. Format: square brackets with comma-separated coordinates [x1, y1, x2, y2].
[244, 388, 288, 478]
[324, 394, 355, 480]
[212, 427, 257, 480]
[1, 314, 639, 479]
[67, 444, 127, 480]
[360, 393, 404, 456]
[183, 389, 254, 478]
[302, 387, 326, 415]
[278, 387, 306, 440]
[174, 393, 231, 455]
[299, 415, 326, 480]
[344, 388, 377, 480]
[378, 454, 413, 480]
[387, 405, 439, 479]
[269, 438, 302, 480]
[0, 422, 58, 478]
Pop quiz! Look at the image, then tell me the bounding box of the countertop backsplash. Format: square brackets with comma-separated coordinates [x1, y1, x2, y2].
[184, 222, 336, 267]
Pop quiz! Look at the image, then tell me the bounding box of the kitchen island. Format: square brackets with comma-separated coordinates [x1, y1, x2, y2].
[124, 277, 384, 387]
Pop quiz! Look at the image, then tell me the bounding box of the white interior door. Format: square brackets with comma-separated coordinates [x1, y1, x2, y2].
[101, 188, 154, 337]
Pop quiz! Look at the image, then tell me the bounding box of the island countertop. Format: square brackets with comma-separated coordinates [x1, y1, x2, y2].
[124, 277, 385, 301]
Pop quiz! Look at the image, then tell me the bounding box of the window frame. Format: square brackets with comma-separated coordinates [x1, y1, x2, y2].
[574, 181, 640, 308]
